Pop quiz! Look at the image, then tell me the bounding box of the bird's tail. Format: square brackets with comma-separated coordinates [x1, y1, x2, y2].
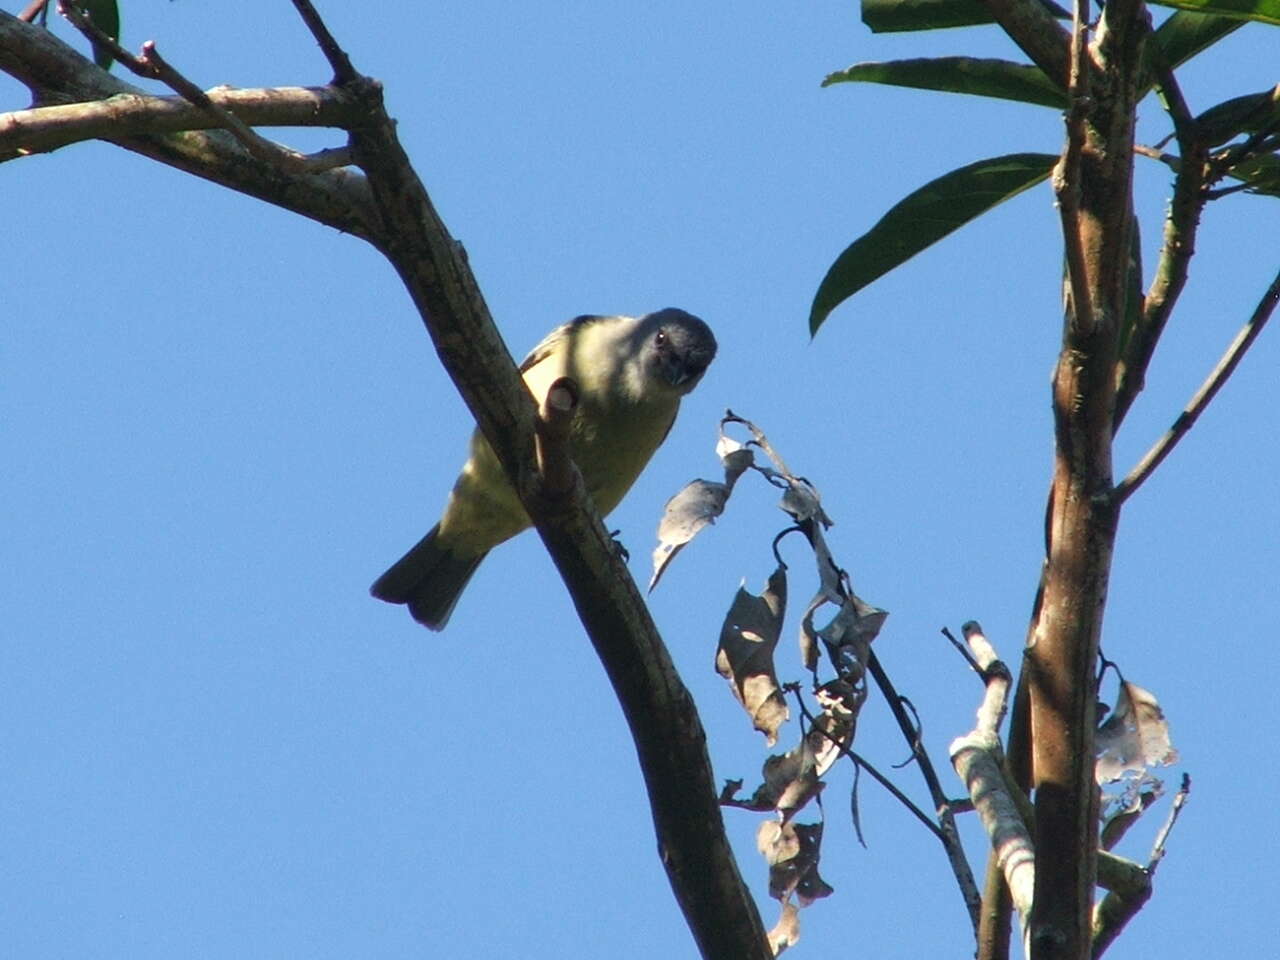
[370, 524, 486, 631]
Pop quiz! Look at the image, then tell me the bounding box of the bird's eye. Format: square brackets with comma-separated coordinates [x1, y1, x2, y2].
[654, 329, 668, 347]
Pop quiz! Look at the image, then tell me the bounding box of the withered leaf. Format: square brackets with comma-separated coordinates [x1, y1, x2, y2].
[757, 820, 834, 905]
[1096, 680, 1179, 785]
[752, 741, 825, 816]
[649, 431, 755, 590]
[767, 900, 800, 956]
[817, 593, 888, 685]
[746, 687, 857, 818]
[715, 566, 789, 745]
[650, 480, 730, 590]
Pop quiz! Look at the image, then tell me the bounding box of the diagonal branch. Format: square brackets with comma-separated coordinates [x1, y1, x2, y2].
[1114, 265, 1280, 505]
[869, 652, 982, 934]
[1114, 53, 1209, 430]
[2, 7, 769, 957]
[979, 0, 1072, 89]
[342, 70, 770, 958]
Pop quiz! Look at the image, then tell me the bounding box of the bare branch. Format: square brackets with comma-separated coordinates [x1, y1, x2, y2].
[869, 653, 982, 935]
[788, 686, 944, 841]
[1055, 0, 1094, 330]
[290, 0, 358, 84]
[1114, 266, 1280, 505]
[1115, 51, 1209, 430]
[0, 86, 359, 160]
[1091, 775, 1191, 957]
[949, 626, 1033, 942]
[322, 22, 773, 960]
[59, 2, 345, 175]
[18, 0, 47, 22]
[2, 7, 770, 956]
[137, 40, 331, 173]
[0, 11, 378, 239]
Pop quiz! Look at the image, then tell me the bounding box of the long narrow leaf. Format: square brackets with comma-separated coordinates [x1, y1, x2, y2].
[1230, 152, 1280, 197]
[1149, 10, 1246, 70]
[1148, 0, 1280, 24]
[824, 58, 1065, 109]
[810, 153, 1057, 335]
[861, 0, 1069, 33]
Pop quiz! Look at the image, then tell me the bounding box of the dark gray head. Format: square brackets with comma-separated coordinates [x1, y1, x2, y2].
[639, 308, 717, 394]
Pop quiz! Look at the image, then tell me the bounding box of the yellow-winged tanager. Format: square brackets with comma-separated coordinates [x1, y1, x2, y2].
[371, 308, 717, 630]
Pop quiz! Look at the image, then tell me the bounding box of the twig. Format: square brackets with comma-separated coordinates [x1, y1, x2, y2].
[1114, 265, 1280, 504]
[1116, 135, 1208, 429]
[1055, 0, 1094, 330]
[869, 652, 982, 934]
[1149, 41, 1195, 153]
[1209, 116, 1280, 191]
[788, 686, 943, 841]
[1203, 181, 1256, 201]
[1091, 775, 1191, 957]
[18, 0, 47, 22]
[849, 751, 943, 839]
[1132, 143, 1178, 168]
[289, 0, 358, 84]
[949, 626, 1033, 941]
[58, 4, 348, 174]
[0, 12, 378, 238]
[142, 42, 291, 161]
[978, 0, 1072, 88]
[57, 1, 141, 72]
[1147, 772, 1191, 869]
[942, 625, 983, 674]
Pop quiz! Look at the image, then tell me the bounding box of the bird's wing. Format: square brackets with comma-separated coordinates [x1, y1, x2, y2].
[518, 315, 611, 373]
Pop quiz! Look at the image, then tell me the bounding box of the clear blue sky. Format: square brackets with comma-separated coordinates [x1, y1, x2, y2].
[5, 2, 1277, 957]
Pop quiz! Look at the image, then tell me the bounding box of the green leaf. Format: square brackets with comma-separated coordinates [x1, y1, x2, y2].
[1148, 11, 1246, 71]
[1147, 0, 1280, 25]
[809, 153, 1058, 335]
[861, 0, 1069, 33]
[823, 58, 1066, 109]
[1229, 152, 1280, 197]
[1196, 87, 1280, 145]
[79, 0, 121, 71]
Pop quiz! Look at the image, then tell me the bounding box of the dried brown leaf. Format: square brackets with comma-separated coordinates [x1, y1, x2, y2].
[715, 566, 789, 745]
[817, 593, 888, 686]
[767, 900, 800, 956]
[1096, 681, 1179, 785]
[757, 820, 833, 905]
[649, 429, 755, 590]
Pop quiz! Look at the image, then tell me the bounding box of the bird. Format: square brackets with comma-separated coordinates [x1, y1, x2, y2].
[370, 308, 717, 630]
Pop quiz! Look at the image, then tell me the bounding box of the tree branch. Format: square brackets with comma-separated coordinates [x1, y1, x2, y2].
[1091, 774, 1191, 957]
[949, 624, 1033, 946]
[1114, 265, 1280, 505]
[2, 6, 770, 957]
[1028, 2, 1147, 957]
[0, 86, 359, 161]
[0, 11, 378, 239]
[978, 0, 1072, 89]
[869, 652, 982, 935]
[1114, 48, 1208, 430]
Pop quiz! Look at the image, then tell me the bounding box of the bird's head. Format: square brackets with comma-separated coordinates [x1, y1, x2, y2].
[640, 308, 718, 395]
